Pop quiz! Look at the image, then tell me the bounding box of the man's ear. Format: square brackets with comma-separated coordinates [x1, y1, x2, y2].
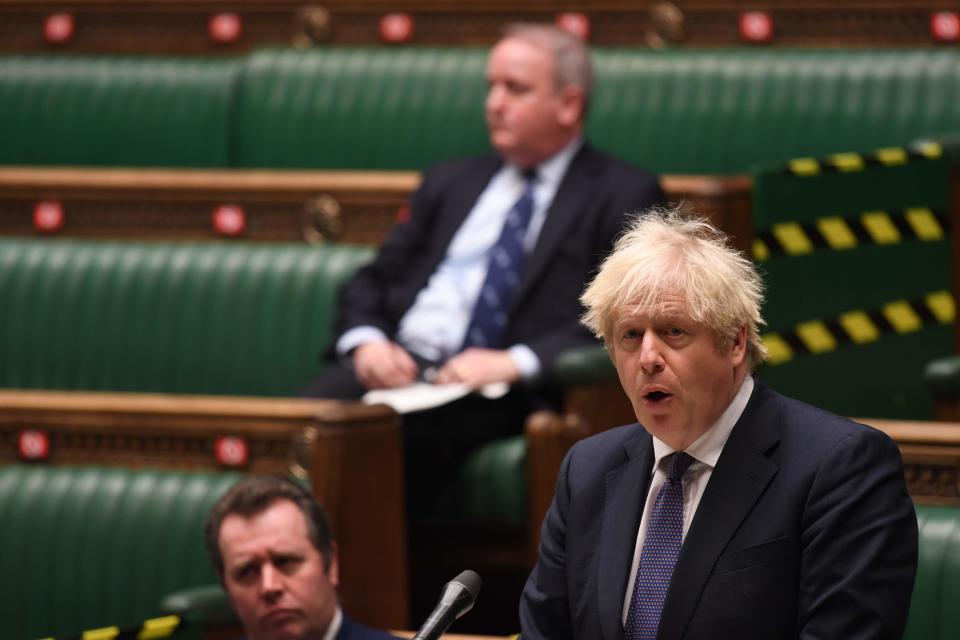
[326, 541, 340, 587]
[557, 85, 585, 127]
[730, 325, 748, 366]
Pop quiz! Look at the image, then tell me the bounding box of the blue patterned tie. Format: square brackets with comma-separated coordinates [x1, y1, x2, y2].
[461, 170, 537, 350]
[624, 451, 695, 640]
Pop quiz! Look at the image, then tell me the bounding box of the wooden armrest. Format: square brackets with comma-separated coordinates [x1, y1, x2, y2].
[524, 410, 593, 564]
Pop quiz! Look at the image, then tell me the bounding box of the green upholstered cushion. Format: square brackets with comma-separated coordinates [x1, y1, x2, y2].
[0, 465, 240, 639]
[0, 238, 373, 395]
[0, 55, 239, 167]
[426, 434, 526, 528]
[234, 48, 491, 170]
[905, 504, 960, 640]
[4, 48, 960, 174]
[550, 344, 618, 386]
[591, 49, 960, 174]
[234, 48, 960, 174]
[924, 356, 960, 396]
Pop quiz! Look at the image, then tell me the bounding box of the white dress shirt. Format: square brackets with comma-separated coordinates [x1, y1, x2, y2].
[621, 375, 755, 624]
[338, 136, 583, 379]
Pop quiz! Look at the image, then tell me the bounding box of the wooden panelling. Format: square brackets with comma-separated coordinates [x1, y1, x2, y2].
[0, 167, 754, 252]
[0, 1, 956, 53]
[0, 389, 408, 630]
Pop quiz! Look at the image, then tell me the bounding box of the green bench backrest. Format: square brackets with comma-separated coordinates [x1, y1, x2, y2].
[906, 504, 960, 640]
[235, 48, 490, 170]
[233, 47, 960, 174]
[0, 239, 373, 395]
[0, 465, 241, 640]
[0, 56, 240, 168]
[3, 48, 960, 173]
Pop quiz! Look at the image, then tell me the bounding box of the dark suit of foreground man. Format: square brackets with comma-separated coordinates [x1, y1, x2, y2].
[206, 476, 398, 640]
[304, 23, 662, 512]
[520, 208, 918, 639]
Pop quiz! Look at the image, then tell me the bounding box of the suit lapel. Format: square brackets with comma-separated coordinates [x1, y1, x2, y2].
[598, 427, 654, 640]
[431, 156, 502, 262]
[511, 144, 603, 311]
[657, 382, 781, 640]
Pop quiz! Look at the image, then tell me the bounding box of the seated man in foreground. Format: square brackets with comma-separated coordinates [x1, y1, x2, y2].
[520, 207, 918, 639]
[206, 475, 398, 640]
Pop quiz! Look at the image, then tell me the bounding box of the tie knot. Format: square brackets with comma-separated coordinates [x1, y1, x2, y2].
[664, 451, 694, 481]
[521, 167, 538, 185]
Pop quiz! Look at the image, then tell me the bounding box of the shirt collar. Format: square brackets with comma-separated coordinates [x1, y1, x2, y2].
[650, 374, 754, 473]
[321, 606, 343, 640]
[509, 135, 583, 189]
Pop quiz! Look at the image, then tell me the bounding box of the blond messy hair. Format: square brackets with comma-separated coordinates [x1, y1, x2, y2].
[581, 205, 768, 367]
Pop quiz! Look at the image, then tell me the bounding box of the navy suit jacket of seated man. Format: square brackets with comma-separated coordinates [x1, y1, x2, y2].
[519, 207, 918, 640]
[303, 23, 663, 514]
[205, 475, 400, 640]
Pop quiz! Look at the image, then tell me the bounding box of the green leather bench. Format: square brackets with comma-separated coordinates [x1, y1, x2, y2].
[0, 56, 239, 168]
[234, 48, 960, 174]
[0, 464, 240, 640]
[905, 504, 960, 639]
[3, 48, 960, 174]
[0, 238, 371, 395]
[0, 237, 529, 529]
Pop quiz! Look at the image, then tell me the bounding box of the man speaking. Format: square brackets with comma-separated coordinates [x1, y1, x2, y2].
[520, 208, 918, 639]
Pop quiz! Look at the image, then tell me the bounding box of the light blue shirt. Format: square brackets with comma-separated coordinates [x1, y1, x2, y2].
[337, 136, 583, 380]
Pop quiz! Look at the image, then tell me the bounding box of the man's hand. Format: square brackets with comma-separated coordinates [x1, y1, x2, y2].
[435, 348, 521, 387]
[353, 340, 418, 390]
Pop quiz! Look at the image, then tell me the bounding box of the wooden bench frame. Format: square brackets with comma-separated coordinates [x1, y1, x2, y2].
[0, 389, 409, 630]
[0, 166, 754, 253]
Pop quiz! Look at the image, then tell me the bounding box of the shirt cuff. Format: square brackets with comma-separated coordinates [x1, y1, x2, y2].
[508, 344, 541, 380]
[336, 326, 389, 358]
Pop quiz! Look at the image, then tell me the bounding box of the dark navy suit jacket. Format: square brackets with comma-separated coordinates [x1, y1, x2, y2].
[331, 143, 663, 374]
[240, 614, 399, 640]
[336, 614, 400, 640]
[520, 380, 918, 639]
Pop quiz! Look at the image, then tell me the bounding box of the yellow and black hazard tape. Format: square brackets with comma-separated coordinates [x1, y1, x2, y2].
[752, 205, 948, 261]
[763, 290, 955, 366]
[36, 614, 182, 640]
[784, 141, 943, 177]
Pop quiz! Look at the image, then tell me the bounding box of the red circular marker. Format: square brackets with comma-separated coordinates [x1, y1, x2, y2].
[739, 11, 774, 43]
[931, 12, 960, 42]
[555, 13, 591, 40]
[214, 436, 250, 467]
[380, 13, 414, 43]
[44, 13, 75, 44]
[212, 204, 246, 236]
[33, 200, 65, 233]
[18, 430, 50, 461]
[209, 12, 243, 44]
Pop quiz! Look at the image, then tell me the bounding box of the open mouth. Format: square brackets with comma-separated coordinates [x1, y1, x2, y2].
[644, 390, 672, 403]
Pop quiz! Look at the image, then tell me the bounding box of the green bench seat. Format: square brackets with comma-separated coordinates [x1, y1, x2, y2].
[0, 56, 239, 168]
[2, 48, 959, 174]
[905, 504, 960, 639]
[0, 465, 240, 640]
[0, 238, 371, 395]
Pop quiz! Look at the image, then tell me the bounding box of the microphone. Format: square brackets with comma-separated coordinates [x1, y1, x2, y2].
[412, 569, 482, 640]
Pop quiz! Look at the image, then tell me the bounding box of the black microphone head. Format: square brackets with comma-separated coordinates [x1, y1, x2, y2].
[449, 569, 482, 600]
